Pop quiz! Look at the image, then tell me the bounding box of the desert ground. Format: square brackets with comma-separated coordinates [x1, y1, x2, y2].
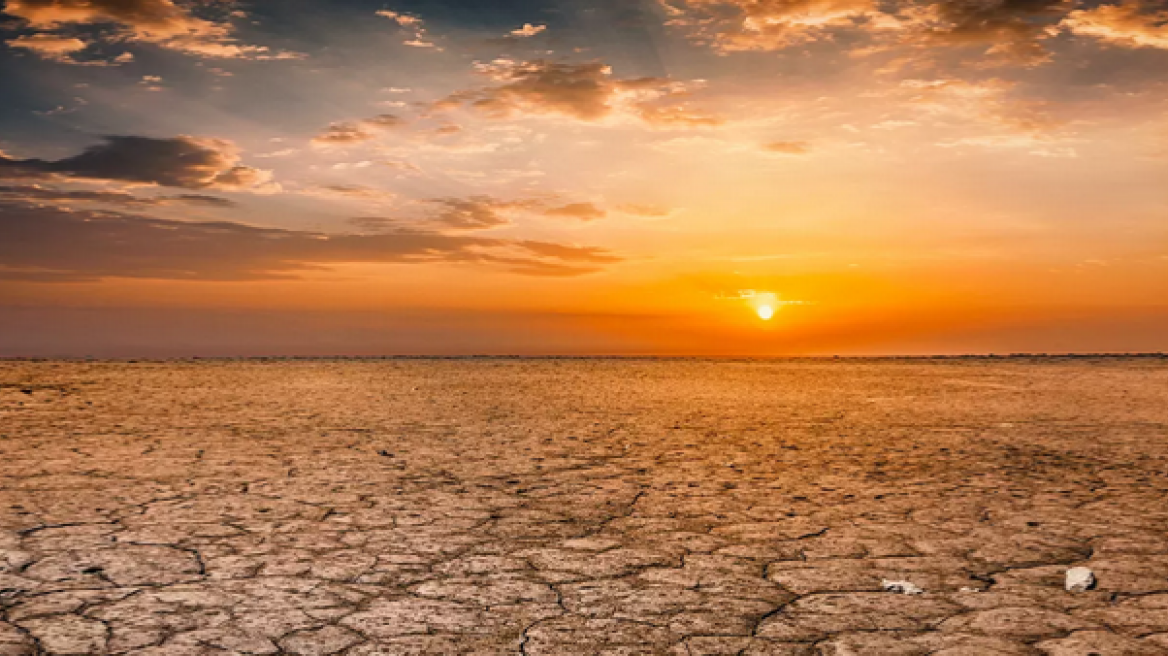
[1, 358, 1167, 655]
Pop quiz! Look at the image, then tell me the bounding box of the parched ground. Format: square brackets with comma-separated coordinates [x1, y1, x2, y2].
[2, 358, 1168, 656]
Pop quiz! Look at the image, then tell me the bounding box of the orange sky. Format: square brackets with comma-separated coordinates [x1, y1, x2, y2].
[1, 0, 1166, 355]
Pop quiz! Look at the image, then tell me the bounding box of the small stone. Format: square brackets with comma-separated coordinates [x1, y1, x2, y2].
[882, 579, 924, 595]
[1066, 567, 1096, 592]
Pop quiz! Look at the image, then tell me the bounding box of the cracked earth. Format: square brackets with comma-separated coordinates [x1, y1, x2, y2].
[1, 358, 1168, 655]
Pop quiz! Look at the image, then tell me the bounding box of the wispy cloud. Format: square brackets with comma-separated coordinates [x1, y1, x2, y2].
[433, 59, 721, 127]
[761, 141, 811, 155]
[0, 198, 620, 281]
[312, 114, 406, 146]
[377, 8, 442, 50]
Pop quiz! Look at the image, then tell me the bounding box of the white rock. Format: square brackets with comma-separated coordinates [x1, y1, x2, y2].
[882, 579, 923, 595]
[1066, 567, 1095, 592]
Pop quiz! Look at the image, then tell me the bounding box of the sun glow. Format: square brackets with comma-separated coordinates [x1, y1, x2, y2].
[756, 304, 775, 320]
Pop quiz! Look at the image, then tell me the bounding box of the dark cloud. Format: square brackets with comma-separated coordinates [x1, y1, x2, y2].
[164, 193, 237, 207]
[0, 184, 236, 207]
[435, 59, 719, 126]
[0, 199, 618, 281]
[919, 0, 1068, 64]
[0, 136, 273, 190]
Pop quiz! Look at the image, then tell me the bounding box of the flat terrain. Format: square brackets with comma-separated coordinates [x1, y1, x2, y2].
[2, 358, 1168, 655]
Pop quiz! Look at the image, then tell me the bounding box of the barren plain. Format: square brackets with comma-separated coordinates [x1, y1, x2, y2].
[1, 358, 1168, 655]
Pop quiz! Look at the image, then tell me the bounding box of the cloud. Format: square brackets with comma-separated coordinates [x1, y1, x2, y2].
[352, 195, 611, 231]
[375, 10, 424, 28]
[0, 199, 619, 281]
[510, 23, 547, 37]
[6, 33, 88, 61]
[441, 60, 617, 121]
[158, 38, 301, 60]
[895, 77, 1061, 135]
[544, 202, 606, 221]
[376, 8, 441, 50]
[0, 135, 275, 191]
[312, 124, 374, 145]
[5, 0, 207, 36]
[635, 105, 724, 127]
[662, 0, 1069, 65]
[364, 114, 405, 128]
[434, 59, 720, 126]
[617, 203, 675, 218]
[301, 185, 398, 204]
[0, 184, 236, 207]
[715, 290, 806, 315]
[762, 141, 811, 155]
[161, 193, 238, 207]
[2, 0, 301, 60]
[937, 134, 1077, 157]
[513, 240, 619, 264]
[382, 160, 423, 173]
[662, 0, 883, 52]
[913, 0, 1067, 65]
[429, 196, 527, 230]
[1063, 1, 1168, 49]
[35, 96, 89, 115]
[349, 197, 524, 231]
[312, 114, 405, 145]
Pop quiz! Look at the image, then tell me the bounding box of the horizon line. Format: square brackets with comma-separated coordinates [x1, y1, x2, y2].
[3, 352, 1167, 362]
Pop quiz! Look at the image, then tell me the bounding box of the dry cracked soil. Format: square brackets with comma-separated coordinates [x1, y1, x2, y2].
[1, 357, 1168, 655]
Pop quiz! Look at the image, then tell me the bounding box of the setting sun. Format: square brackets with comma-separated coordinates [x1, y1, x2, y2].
[757, 305, 775, 321]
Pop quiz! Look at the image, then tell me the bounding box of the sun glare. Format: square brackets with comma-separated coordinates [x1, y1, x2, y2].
[756, 304, 775, 320]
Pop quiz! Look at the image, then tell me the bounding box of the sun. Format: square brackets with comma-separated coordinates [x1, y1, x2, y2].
[756, 304, 775, 320]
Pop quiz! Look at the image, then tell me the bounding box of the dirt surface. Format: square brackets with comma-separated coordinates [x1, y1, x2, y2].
[2, 358, 1168, 655]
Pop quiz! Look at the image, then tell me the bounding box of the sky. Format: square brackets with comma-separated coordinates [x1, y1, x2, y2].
[0, 0, 1166, 356]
